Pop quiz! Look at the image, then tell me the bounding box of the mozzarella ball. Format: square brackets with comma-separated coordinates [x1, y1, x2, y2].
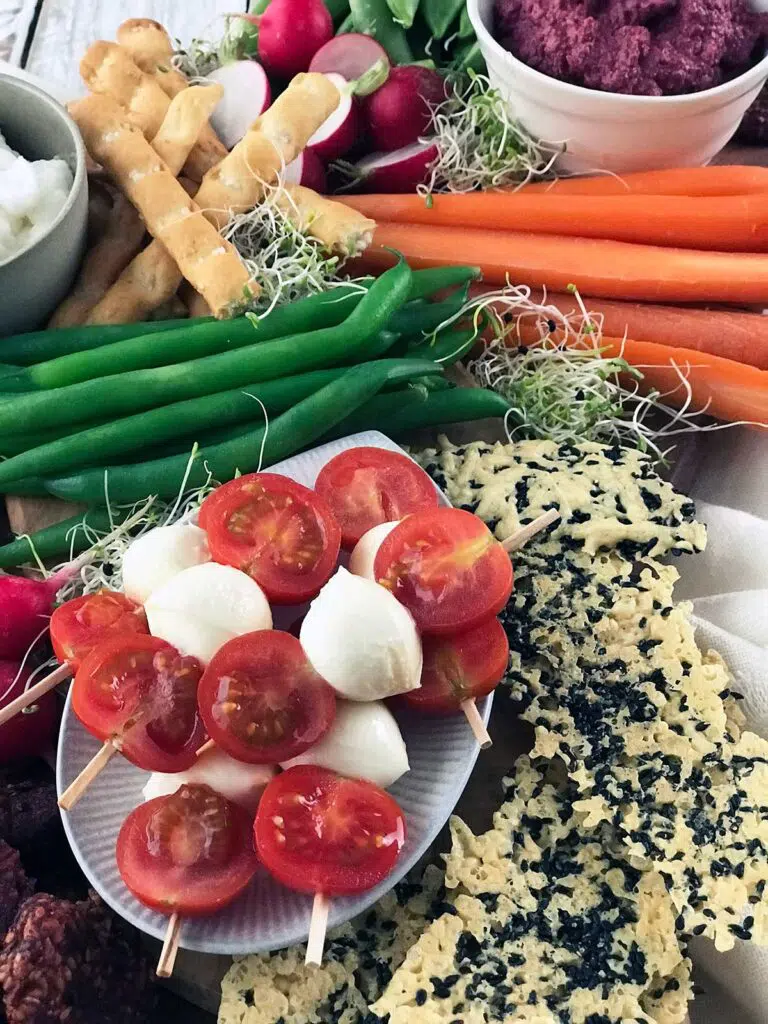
[300, 567, 422, 701]
[281, 699, 409, 789]
[142, 746, 275, 813]
[145, 562, 272, 664]
[348, 521, 399, 580]
[121, 524, 210, 604]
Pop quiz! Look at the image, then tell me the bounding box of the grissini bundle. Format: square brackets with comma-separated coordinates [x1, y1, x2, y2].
[87, 73, 340, 324]
[70, 93, 254, 318]
[80, 41, 221, 181]
[116, 18, 228, 179]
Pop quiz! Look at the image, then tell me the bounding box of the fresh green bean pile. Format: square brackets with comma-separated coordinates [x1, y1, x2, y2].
[0, 261, 511, 567]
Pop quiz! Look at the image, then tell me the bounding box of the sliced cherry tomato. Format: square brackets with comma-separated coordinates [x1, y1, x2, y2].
[254, 766, 406, 896]
[314, 446, 438, 548]
[0, 660, 58, 763]
[50, 591, 148, 671]
[373, 507, 514, 635]
[403, 617, 509, 715]
[200, 473, 341, 604]
[72, 635, 205, 773]
[198, 630, 336, 765]
[116, 783, 258, 916]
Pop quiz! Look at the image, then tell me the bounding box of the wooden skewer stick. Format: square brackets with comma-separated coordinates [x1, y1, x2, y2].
[156, 913, 182, 978]
[195, 739, 215, 758]
[502, 509, 561, 554]
[305, 892, 330, 967]
[461, 699, 492, 749]
[0, 662, 72, 726]
[58, 739, 119, 811]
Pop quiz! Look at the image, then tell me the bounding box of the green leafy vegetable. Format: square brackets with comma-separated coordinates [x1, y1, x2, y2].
[422, 0, 464, 39]
[350, 0, 413, 62]
[386, 0, 420, 29]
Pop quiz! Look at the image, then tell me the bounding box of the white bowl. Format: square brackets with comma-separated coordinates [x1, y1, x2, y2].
[468, 0, 768, 173]
[57, 430, 492, 955]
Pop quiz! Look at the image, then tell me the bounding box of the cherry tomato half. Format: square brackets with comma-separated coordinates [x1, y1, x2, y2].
[50, 591, 148, 672]
[0, 660, 58, 763]
[314, 447, 438, 549]
[72, 635, 205, 772]
[198, 630, 336, 764]
[254, 766, 406, 896]
[373, 508, 514, 635]
[402, 617, 509, 715]
[200, 473, 341, 605]
[116, 783, 258, 916]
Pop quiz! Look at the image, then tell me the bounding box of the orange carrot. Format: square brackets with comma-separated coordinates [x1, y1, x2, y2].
[358, 223, 768, 305]
[343, 192, 768, 252]
[514, 166, 768, 197]
[468, 284, 768, 371]
[595, 336, 768, 425]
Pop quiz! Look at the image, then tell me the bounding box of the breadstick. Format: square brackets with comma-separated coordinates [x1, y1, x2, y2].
[116, 19, 228, 179]
[276, 185, 376, 257]
[90, 74, 339, 323]
[151, 82, 223, 176]
[196, 73, 340, 228]
[49, 184, 146, 326]
[69, 94, 254, 318]
[80, 41, 222, 180]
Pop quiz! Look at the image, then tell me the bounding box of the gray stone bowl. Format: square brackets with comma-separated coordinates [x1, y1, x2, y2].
[0, 73, 88, 337]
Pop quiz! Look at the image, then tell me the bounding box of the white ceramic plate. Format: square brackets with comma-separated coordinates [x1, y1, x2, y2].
[57, 430, 492, 954]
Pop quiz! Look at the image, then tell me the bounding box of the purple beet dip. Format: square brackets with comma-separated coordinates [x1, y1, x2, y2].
[494, 0, 768, 96]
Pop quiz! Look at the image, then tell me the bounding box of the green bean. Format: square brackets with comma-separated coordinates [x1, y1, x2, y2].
[0, 261, 412, 435]
[349, 0, 413, 62]
[389, 287, 469, 338]
[407, 325, 479, 365]
[0, 364, 386, 486]
[0, 478, 48, 497]
[0, 318, 196, 368]
[329, 384, 511, 438]
[336, 11, 355, 32]
[422, 0, 464, 38]
[4, 285, 379, 392]
[406, 265, 480, 300]
[0, 509, 118, 570]
[45, 357, 441, 505]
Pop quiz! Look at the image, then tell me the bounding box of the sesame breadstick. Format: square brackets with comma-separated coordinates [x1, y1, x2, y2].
[88, 74, 339, 323]
[80, 41, 222, 180]
[69, 93, 254, 319]
[48, 185, 146, 327]
[151, 82, 223, 176]
[116, 19, 228, 179]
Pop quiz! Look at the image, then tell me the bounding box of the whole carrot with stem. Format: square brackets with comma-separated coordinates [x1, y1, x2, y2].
[357, 224, 768, 304]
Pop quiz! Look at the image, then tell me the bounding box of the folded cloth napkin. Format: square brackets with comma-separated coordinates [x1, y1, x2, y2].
[671, 429, 768, 1024]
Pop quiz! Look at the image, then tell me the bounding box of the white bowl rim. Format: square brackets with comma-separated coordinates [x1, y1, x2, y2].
[0, 72, 87, 271]
[467, 0, 768, 108]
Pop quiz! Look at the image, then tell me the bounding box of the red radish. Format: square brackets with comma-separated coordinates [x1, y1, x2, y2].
[206, 61, 272, 149]
[0, 566, 78, 662]
[354, 140, 439, 194]
[309, 34, 390, 94]
[254, 0, 333, 79]
[0, 661, 58, 763]
[284, 150, 327, 193]
[364, 66, 447, 152]
[308, 72, 363, 162]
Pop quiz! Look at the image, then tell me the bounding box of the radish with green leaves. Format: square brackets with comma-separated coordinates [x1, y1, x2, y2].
[354, 140, 439, 193]
[205, 61, 272, 149]
[252, 0, 333, 78]
[308, 72, 364, 162]
[364, 65, 447, 151]
[285, 149, 327, 193]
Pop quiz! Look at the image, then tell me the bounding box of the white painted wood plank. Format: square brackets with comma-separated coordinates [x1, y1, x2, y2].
[24, 0, 247, 100]
[0, 0, 36, 63]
